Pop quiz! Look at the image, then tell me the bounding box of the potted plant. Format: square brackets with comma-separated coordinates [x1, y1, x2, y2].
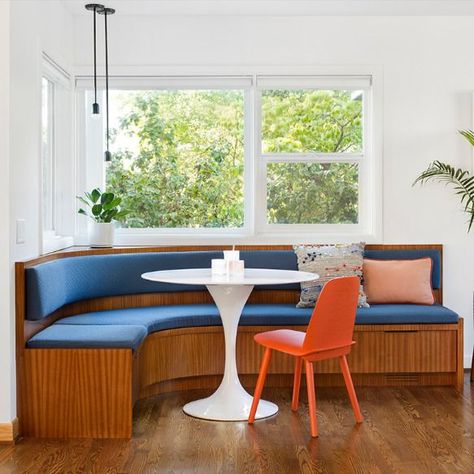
[414, 129, 474, 382]
[77, 188, 129, 247]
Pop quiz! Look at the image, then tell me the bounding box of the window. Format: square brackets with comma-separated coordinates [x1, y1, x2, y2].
[256, 77, 370, 233]
[78, 73, 378, 243]
[41, 54, 74, 253]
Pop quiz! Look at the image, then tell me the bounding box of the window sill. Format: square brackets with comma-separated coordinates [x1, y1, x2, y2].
[74, 230, 380, 247]
[42, 235, 74, 255]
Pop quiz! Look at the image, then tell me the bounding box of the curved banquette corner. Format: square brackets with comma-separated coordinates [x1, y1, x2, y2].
[15, 244, 463, 439]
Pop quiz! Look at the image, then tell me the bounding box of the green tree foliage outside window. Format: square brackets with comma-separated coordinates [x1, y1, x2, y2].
[105, 89, 363, 228]
[106, 90, 245, 228]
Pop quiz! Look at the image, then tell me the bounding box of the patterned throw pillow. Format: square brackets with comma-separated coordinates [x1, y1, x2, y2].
[294, 243, 369, 308]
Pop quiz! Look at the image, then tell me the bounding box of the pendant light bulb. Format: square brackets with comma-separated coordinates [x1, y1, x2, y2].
[91, 102, 100, 120]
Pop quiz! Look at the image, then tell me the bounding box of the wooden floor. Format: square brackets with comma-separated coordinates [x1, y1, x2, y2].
[1, 375, 473, 474]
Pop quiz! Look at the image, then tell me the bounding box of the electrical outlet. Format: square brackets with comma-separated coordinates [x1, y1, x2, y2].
[16, 219, 26, 244]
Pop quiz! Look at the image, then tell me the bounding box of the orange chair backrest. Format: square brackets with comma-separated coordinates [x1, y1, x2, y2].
[302, 276, 360, 354]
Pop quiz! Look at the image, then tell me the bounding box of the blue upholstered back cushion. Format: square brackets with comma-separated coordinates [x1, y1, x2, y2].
[26, 251, 223, 321]
[25, 250, 303, 321]
[364, 249, 441, 289]
[25, 248, 442, 321]
[240, 251, 299, 290]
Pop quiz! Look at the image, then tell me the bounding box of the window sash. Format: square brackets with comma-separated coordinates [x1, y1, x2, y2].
[41, 54, 73, 254]
[254, 79, 370, 232]
[78, 85, 253, 234]
[41, 77, 55, 232]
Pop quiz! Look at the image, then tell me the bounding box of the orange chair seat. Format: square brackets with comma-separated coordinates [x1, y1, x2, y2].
[254, 329, 306, 355]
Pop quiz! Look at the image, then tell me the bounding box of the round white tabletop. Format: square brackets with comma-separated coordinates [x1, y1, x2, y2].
[142, 267, 318, 286]
[142, 267, 319, 422]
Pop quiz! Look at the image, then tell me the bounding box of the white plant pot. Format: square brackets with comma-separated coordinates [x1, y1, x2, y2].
[88, 222, 115, 248]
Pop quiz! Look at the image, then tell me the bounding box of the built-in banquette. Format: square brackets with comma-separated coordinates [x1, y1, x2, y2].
[16, 245, 463, 439]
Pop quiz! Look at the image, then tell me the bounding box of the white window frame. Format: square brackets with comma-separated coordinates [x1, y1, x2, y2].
[75, 67, 382, 245]
[41, 76, 55, 234]
[76, 76, 253, 239]
[255, 75, 372, 236]
[40, 53, 74, 254]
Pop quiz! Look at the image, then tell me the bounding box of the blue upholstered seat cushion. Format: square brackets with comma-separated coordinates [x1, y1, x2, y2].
[27, 324, 147, 350]
[28, 303, 458, 349]
[55, 303, 459, 332]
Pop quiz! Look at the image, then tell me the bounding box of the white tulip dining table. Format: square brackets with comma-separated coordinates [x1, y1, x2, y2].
[141, 267, 318, 421]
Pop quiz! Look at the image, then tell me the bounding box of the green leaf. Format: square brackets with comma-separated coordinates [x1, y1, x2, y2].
[101, 192, 114, 205]
[103, 197, 121, 210]
[468, 209, 474, 232]
[91, 188, 101, 203]
[76, 196, 91, 207]
[115, 210, 129, 220]
[459, 129, 474, 147]
[78, 208, 87, 215]
[91, 204, 102, 216]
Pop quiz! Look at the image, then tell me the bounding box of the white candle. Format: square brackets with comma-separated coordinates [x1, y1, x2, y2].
[223, 250, 240, 261]
[228, 260, 245, 276]
[211, 259, 227, 275]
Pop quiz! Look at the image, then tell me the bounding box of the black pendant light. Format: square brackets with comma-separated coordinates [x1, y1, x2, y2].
[85, 4, 104, 116]
[98, 7, 115, 162]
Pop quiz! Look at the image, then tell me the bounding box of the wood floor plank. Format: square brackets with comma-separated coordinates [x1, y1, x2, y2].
[1, 375, 473, 473]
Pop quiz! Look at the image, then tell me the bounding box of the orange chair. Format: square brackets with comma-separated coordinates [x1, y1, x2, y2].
[248, 276, 363, 437]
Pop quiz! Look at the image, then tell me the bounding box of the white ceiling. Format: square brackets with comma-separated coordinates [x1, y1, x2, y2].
[61, 0, 474, 17]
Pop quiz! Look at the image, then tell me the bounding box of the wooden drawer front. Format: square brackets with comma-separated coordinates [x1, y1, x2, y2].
[238, 327, 457, 375]
[336, 330, 457, 374]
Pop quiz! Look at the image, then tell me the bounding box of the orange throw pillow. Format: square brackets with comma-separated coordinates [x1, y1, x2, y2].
[363, 258, 434, 305]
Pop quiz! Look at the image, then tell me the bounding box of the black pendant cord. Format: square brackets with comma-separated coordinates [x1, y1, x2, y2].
[93, 7, 97, 107]
[104, 11, 110, 160]
[99, 7, 115, 162]
[85, 4, 104, 115]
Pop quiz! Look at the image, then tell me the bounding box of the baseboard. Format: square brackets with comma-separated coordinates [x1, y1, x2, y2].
[0, 418, 18, 443]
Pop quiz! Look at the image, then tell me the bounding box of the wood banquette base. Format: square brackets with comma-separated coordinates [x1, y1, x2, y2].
[16, 244, 464, 439]
[20, 321, 464, 438]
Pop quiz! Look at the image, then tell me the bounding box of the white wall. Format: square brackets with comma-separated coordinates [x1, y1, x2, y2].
[0, 0, 13, 425]
[74, 14, 474, 366]
[2, 0, 74, 423]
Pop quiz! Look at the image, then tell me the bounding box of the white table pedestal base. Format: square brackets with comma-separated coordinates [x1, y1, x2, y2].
[183, 283, 278, 421]
[183, 384, 278, 421]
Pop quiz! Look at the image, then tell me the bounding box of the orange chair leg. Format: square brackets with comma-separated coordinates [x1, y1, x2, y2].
[305, 360, 318, 437]
[339, 355, 363, 423]
[291, 357, 302, 411]
[248, 348, 272, 424]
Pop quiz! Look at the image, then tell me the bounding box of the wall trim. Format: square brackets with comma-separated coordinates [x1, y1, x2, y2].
[0, 418, 19, 443]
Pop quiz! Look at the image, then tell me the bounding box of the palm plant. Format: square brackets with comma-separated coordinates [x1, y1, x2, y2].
[413, 130, 474, 231]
